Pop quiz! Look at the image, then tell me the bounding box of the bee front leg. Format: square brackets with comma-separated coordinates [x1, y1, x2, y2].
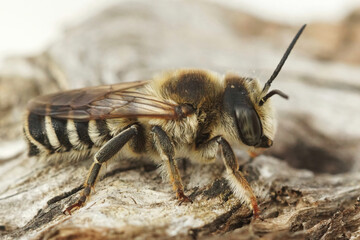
[196, 136, 259, 218]
[151, 125, 192, 205]
[216, 137, 259, 219]
[63, 125, 138, 215]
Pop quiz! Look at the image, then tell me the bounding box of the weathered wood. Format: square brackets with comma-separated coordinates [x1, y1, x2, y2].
[1, 1, 360, 239]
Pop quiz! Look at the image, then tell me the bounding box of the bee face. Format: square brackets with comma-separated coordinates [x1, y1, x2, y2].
[223, 76, 274, 148]
[222, 24, 307, 149]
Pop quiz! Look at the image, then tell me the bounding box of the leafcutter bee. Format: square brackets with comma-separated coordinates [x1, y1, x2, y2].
[23, 25, 306, 218]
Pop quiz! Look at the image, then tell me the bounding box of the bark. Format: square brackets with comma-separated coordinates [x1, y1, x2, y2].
[1, 1, 360, 239]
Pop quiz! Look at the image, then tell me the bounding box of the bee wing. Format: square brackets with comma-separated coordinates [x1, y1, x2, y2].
[27, 80, 179, 120]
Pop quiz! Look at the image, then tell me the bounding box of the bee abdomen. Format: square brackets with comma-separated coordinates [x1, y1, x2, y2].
[51, 117, 73, 151]
[25, 113, 54, 155]
[24, 112, 112, 157]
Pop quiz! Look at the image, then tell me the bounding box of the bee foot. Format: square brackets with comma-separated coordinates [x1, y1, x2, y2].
[63, 197, 85, 215]
[177, 191, 193, 206]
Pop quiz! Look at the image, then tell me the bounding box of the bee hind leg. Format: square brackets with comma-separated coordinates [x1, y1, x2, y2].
[151, 125, 192, 205]
[63, 125, 139, 215]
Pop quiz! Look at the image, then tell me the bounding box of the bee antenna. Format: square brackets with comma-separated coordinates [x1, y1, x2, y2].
[259, 89, 289, 106]
[262, 24, 306, 94]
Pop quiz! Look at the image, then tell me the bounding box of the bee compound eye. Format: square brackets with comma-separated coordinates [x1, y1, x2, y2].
[235, 107, 262, 146]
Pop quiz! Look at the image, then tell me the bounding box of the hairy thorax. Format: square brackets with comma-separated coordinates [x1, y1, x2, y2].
[145, 69, 224, 147]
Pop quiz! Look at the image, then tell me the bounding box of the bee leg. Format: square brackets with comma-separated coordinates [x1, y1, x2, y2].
[216, 137, 260, 219]
[63, 125, 138, 215]
[151, 126, 192, 205]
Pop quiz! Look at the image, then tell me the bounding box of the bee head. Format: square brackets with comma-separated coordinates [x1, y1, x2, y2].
[223, 77, 274, 148]
[223, 24, 306, 148]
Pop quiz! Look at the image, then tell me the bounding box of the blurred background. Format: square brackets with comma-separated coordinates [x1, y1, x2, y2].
[0, 0, 359, 62]
[1, 0, 360, 174]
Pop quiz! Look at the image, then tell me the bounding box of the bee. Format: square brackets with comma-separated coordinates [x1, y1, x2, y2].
[23, 25, 306, 218]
